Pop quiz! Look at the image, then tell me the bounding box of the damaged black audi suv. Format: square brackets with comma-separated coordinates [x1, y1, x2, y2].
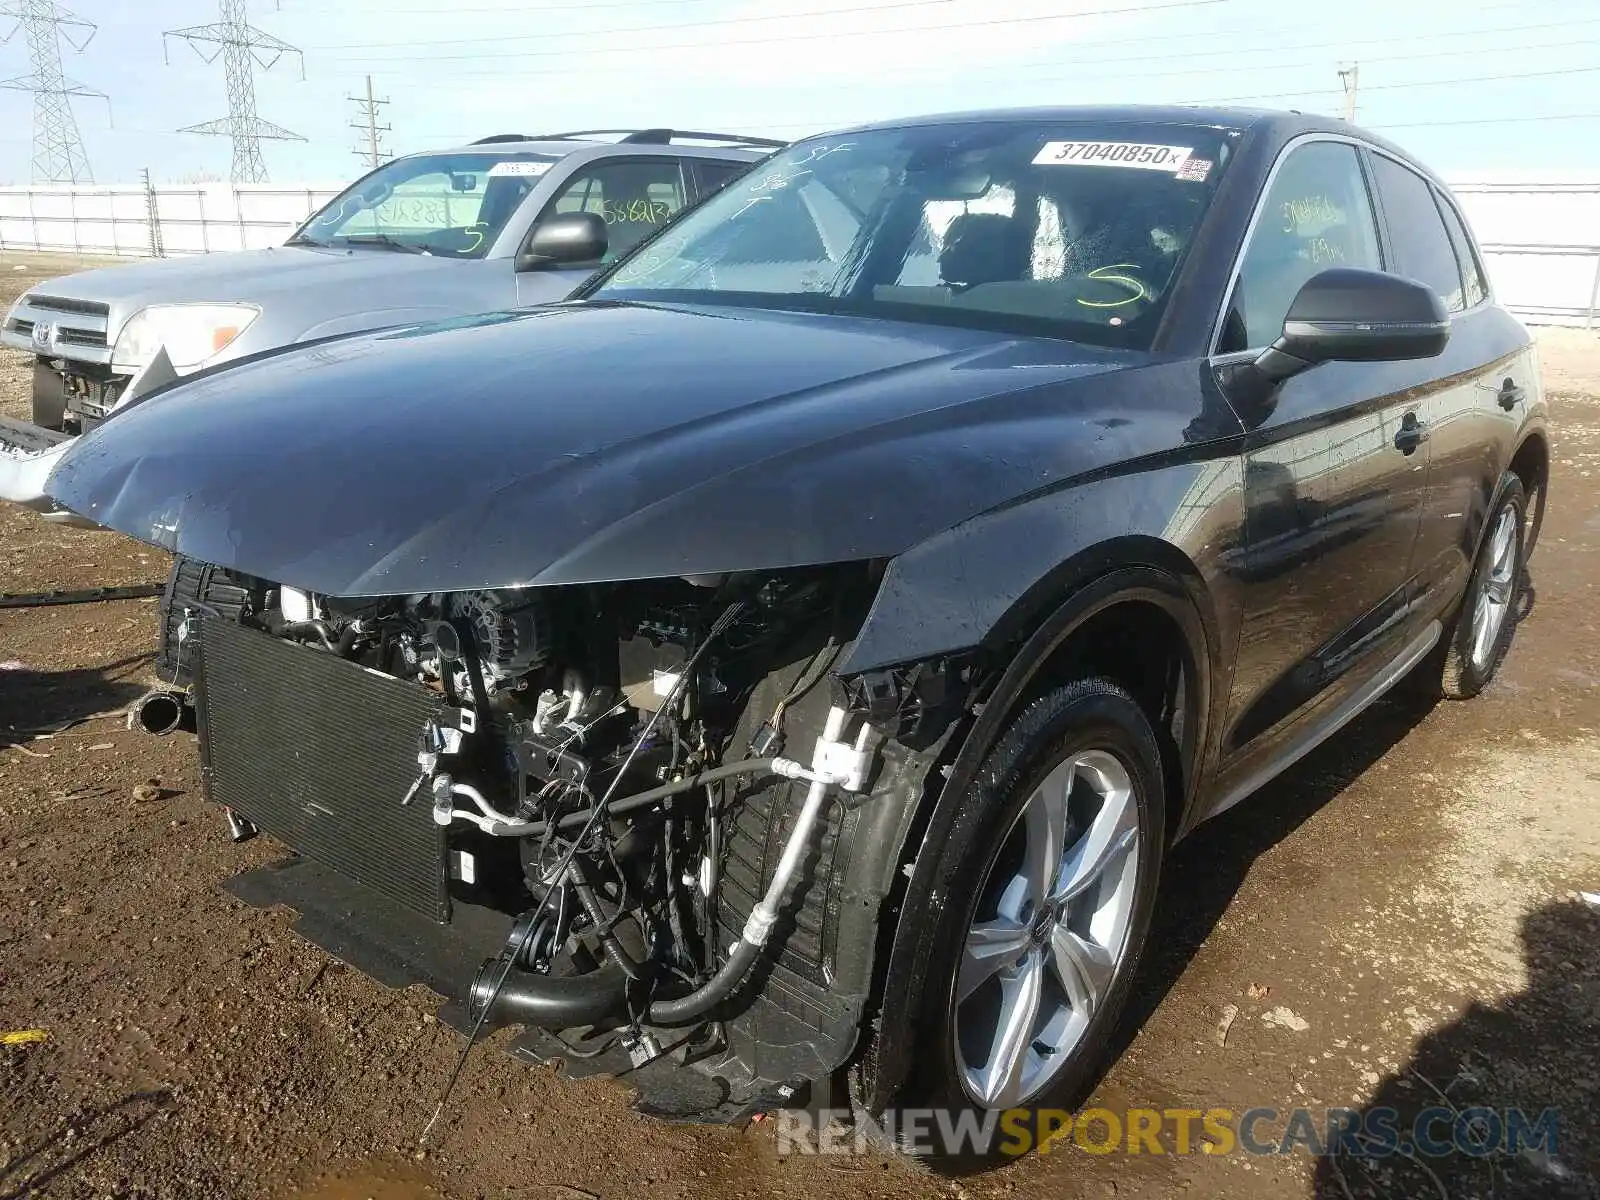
[47, 106, 1548, 1138]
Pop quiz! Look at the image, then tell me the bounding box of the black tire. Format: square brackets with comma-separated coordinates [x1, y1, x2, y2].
[1522, 471, 1546, 562]
[1434, 475, 1527, 700]
[869, 678, 1165, 1154]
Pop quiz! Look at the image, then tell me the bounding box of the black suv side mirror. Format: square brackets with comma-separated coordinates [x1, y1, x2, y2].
[516, 212, 608, 271]
[1253, 267, 1450, 386]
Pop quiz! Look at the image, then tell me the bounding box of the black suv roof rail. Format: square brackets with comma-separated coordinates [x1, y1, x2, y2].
[471, 134, 539, 144]
[527, 128, 786, 149]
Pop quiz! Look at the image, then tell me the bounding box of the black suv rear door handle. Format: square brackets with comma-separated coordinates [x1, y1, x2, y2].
[1497, 380, 1525, 411]
[1394, 411, 1425, 455]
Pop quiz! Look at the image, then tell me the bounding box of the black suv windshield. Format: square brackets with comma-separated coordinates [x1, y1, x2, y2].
[595, 122, 1232, 348]
[294, 151, 559, 259]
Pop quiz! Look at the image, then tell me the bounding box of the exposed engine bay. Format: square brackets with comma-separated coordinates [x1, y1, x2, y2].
[151, 562, 971, 1115]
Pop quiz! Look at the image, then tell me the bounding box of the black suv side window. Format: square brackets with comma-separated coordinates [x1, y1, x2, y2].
[541, 159, 689, 261]
[1368, 154, 1465, 312]
[1221, 141, 1383, 352]
[1435, 191, 1489, 309]
[692, 160, 750, 200]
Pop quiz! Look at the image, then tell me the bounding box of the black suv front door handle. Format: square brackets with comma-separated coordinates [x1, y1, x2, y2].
[1394, 411, 1426, 455]
[1497, 379, 1525, 411]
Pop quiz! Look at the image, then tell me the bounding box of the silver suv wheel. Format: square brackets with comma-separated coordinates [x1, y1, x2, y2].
[954, 749, 1141, 1108]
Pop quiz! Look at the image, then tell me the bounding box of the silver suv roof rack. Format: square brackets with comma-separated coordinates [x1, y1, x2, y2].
[526, 128, 786, 149]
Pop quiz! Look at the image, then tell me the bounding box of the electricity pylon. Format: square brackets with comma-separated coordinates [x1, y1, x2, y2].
[0, 0, 106, 183]
[164, 0, 304, 184]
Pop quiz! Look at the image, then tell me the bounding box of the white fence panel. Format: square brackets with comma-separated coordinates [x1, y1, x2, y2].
[0, 182, 342, 258]
[1448, 182, 1600, 329]
[0, 176, 1595, 327]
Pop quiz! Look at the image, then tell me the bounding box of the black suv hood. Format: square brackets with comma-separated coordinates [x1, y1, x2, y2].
[48, 302, 1141, 595]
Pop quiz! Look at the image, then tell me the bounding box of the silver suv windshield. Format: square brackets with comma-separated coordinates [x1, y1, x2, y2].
[292, 151, 560, 259]
[595, 121, 1233, 349]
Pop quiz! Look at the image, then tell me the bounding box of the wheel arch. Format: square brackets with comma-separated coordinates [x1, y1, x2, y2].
[853, 548, 1223, 1111]
[977, 543, 1218, 838]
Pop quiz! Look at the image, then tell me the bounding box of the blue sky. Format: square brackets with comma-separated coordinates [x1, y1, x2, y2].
[2, 0, 1597, 185]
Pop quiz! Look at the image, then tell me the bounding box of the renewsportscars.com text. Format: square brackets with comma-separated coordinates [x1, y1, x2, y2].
[776, 1105, 1561, 1159]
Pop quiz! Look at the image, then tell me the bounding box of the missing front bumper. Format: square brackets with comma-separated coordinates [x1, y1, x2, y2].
[0, 416, 92, 524]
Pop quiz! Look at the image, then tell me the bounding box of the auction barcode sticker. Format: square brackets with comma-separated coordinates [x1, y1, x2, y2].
[488, 161, 553, 177]
[1033, 141, 1194, 172]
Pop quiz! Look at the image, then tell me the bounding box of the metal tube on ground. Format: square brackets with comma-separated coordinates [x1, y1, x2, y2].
[130, 690, 195, 736]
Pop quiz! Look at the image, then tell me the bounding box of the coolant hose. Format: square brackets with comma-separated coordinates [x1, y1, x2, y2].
[645, 707, 853, 1027]
[646, 938, 762, 1025]
[471, 709, 865, 1032]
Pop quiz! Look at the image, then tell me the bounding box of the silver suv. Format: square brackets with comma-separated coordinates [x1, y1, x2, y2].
[0, 128, 777, 522]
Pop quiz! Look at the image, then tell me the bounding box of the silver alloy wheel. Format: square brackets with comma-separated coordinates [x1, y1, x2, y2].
[953, 749, 1140, 1108]
[1469, 505, 1518, 672]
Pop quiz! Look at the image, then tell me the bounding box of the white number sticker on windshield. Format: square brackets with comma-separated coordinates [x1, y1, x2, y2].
[1032, 141, 1194, 172]
[488, 161, 552, 177]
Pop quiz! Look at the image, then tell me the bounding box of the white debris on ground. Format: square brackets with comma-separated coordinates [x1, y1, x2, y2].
[1261, 1006, 1311, 1033]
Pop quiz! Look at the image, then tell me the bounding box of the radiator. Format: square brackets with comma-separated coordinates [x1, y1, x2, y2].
[196, 617, 450, 921]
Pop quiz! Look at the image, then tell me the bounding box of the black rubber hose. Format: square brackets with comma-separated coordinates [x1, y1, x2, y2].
[469, 959, 631, 1029]
[646, 938, 762, 1026]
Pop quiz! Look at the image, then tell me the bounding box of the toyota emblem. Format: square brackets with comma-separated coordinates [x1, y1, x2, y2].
[30, 320, 51, 350]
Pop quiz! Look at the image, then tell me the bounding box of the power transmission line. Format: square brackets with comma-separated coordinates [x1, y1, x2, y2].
[317, 0, 1550, 55]
[0, 0, 107, 183]
[692, 58, 1600, 138]
[309, 0, 956, 50]
[348, 73, 390, 168]
[1189, 62, 1600, 108]
[1375, 111, 1600, 130]
[328, 11, 1600, 82]
[734, 109, 1600, 141]
[804, 31, 1600, 101]
[322, 0, 1230, 63]
[429, 42, 1600, 141]
[971, 34, 1600, 98]
[164, 0, 305, 184]
[318, 0, 817, 12]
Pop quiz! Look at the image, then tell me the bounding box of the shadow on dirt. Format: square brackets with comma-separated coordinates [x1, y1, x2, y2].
[914, 684, 1443, 1178]
[1110, 686, 1440, 1066]
[0, 653, 150, 750]
[1109, 565, 1539, 1072]
[0, 1088, 175, 1200]
[1310, 898, 1600, 1199]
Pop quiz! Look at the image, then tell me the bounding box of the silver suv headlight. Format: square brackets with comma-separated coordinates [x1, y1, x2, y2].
[111, 303, 261, 373]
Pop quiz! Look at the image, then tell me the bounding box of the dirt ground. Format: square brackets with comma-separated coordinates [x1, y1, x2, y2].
[1, 251, 1596, 1200]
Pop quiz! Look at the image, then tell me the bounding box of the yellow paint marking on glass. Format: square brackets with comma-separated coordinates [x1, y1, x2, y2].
[1076, 263, 1148, 309]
